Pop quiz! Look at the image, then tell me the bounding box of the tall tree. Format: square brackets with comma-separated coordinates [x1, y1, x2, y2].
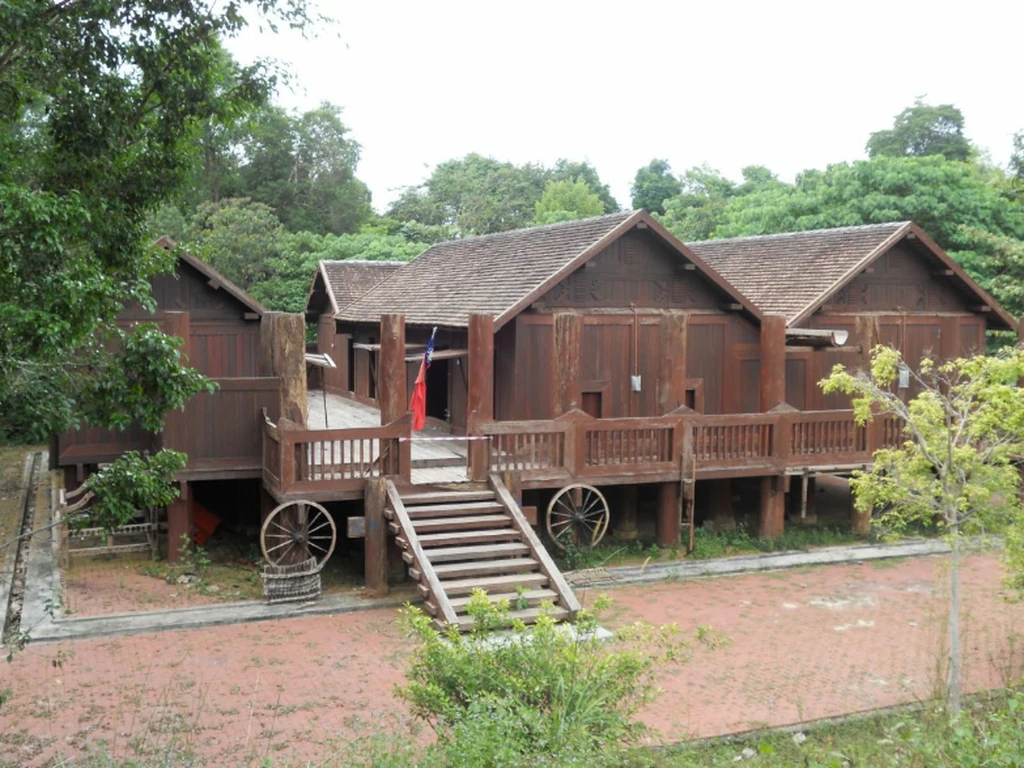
[227, 102, 371, 235]
[822, 346, 1024, 715]
[534, 178, 605, 225]
[552, 159, 619, 213]
[630, 159, 682, 215]
[0, 0, 316, 445]
[1010, 130, 1024, 183]
[388, 153, 550, 235]
[866, 100, 973, 162]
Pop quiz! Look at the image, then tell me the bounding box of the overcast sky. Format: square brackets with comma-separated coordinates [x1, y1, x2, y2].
[227, 0, 1024, 213]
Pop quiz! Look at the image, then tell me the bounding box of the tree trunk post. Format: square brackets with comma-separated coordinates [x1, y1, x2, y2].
[948, 523, 962, 715]
[364, 477, 389, 595]
[260, 312, 308, 426]
[378, 314, 407, 426]
[552, 312, 582, 416]
[166, 481, 192, 563]
[758, 476, 785, 540]
[468, 314, 495, 481]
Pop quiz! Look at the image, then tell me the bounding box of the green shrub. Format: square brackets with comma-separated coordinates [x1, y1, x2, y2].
[394, 591, 697, 767]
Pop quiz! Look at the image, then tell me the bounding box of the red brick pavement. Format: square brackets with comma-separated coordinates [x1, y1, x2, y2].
[1, 553, 1022, 766]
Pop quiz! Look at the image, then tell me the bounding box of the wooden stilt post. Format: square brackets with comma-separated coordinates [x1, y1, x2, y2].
[167, 481, 192, 563]
[759, 476, 785, 539]
[759, 314, 787, 540]
[613, 485, 638, 541]
[364, 477, 388, 595]
[468, 314, 495, 481]
[656, 482, 681, 547]
[709, 479, 736, 531]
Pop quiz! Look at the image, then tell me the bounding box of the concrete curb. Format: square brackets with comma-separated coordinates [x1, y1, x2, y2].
[23, 537, 956, 644]
[564, 539, 952, 589]
[0, 452, 35, 636]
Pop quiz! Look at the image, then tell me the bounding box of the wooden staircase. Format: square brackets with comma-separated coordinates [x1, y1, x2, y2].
[385, 474, 581, 630]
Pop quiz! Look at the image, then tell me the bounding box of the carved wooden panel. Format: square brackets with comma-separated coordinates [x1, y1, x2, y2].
[821, 243, 969, 313]
[535, 231, 722, 310]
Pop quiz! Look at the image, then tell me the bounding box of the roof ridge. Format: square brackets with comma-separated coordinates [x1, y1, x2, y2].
[432, 210, 636, 246]
[687, 221, 909, 246]
[321, 259, 406, 266]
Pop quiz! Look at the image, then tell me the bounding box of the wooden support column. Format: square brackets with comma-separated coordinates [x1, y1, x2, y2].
[552, 312, 582, 416]
[759, 476, 785, 540]
[316, 315, 337, 392]
[851, 480, 872, 535]
[364, 477, 388, 594]
[855, 315, 881, 374]
[939, 316, 961, 365]
[468, 314, 495, 481]
[260, 312, 308, 426]
[167, 481, 192, 563]
[658, 313, 688, 413]
[613, 484, 638, 541]
[759, 314, 787, 412]
[708, 479, 736, 531]
[379, 314, 407, 425]
[656, 482, 681, 547]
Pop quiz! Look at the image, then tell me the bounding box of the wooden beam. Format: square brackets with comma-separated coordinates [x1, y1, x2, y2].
[759, 314, 787, 411]
[933, 269, 955, 277]
[378, 314, 407, 426]
[721, 302, 744, 311]
[468, 314, 495, 481]
[243, 312, 260, 320]
[683, 263, 697, 271]
[207, 279, 221, 290]
[971, 304, 992, 313]
[658, 313, 687, 414]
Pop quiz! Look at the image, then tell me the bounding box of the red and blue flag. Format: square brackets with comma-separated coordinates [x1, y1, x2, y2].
[409, 327, 437, 431]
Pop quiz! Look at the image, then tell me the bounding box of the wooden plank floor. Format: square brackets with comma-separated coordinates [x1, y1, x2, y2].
[307, 390, 467, 467]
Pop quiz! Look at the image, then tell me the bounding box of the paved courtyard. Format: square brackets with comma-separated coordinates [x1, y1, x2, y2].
[2, 552, 1022, 766]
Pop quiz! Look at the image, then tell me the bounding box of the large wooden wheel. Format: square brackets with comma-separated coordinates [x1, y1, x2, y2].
[546, 484, 610, 550]
[260, 501, 337, 567]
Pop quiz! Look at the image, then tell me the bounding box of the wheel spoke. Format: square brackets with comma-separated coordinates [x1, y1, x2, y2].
[307, 520, 333, 535]
[270, 520, 293, 535]
[266, 540, 294, 554]
[307, 541, 329, 553]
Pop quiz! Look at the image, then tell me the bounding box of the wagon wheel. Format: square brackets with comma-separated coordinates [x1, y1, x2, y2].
[260, 501, 336, 567]
[546, 484, 610, 550]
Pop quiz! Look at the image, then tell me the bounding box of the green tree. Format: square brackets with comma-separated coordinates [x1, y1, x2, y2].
[185, 197, 286, 290]
[0, 0, 317, 506]
[630, 159, 682, 215]
[552, 159, 619, 213]
[680, 156, 1024, 317]
[533, 178, 605, 225]
[227, 102, 372, 235]
[822, 346, 1024, 715]
[1010, 130, 1024, 183]
[388, 153, 551, 235]
[866, 100, 973, 162]
[251, 230, 428, 312]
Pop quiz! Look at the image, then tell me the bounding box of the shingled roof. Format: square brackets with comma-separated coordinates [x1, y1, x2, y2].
[687, 222, 1016, 330]
[317, 260, 406, 314]
[336, 211, 760, 329]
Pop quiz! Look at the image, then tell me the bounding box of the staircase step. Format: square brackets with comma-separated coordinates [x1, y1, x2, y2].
[424, 589, 559, 615]
[432, 557, 539, 580]
[445, 606, 569, 630]
[411, 515, 510, 533]
[405, 502, 504, 519]
[437, 572, 549, 597]
[401, 490, 495, 505]
[417, 529, 522, 547]
[421, 542, 530, 563]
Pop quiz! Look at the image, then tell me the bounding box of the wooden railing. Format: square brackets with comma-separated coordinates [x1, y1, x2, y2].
[263, 413, 412, 498]
[788, 410, 866, 460]
[472, 409, 904, 485]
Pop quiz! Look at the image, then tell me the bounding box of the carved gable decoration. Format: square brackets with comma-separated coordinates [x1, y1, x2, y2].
[821, 243, 969, 314]
[535, 231, 720, 310]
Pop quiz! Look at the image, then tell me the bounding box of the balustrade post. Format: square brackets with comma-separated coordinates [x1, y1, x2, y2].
[279, 427, 296, 494]
[364, 477, 389, 595]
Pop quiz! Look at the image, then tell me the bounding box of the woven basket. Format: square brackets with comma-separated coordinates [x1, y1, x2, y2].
[261, 557, 322, 604]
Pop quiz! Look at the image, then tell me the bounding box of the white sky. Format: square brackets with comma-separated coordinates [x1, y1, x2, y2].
[227, 0, 1024, 213]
